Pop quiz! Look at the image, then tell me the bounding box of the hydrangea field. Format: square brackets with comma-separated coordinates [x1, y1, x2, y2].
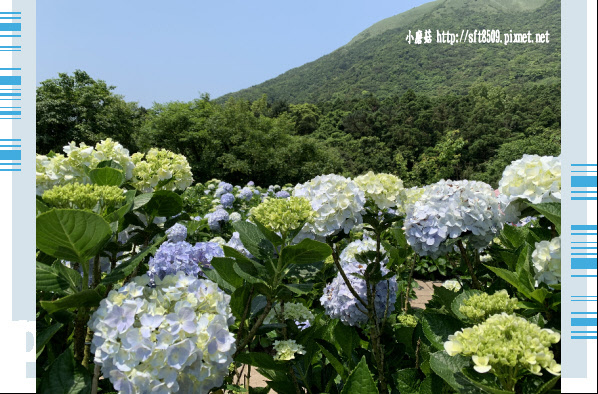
[36, 139, 562, 394]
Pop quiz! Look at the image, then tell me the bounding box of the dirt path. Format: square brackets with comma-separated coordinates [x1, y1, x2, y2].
[241, 280, 440, 391]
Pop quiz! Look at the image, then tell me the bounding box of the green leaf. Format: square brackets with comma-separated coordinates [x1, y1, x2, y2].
[235, 352, 287, 371]
[418, 375, 445, 394]
[530, 288, 550, 304]
[144, 190, 183, 217]
[36, 261, 77, 295]
[96, 160, 124, 171]
[394, 368, 421, 394]
[451, 290, 483, 322]
[284, 283, 313, 295]
[341, 356, 378, 394]
[317, 340, 348, 381]
[233, 262, 267, 285]
[230, 285, 252, 320]
[222, 245, 254, 265]
[40, 289, 104, 314]
[202, 267, 235, 293]
[254, 219, 283, 247]
[421, 313, 463, 350]
[36, 209, 112, 264]
[101, 236, 166, 285]
[37, 198, 50, 216]
[527, 203, 561, 234]
[233, 221, 275, 260]
[133, 193, 154, 210]
[516, 243, 535, 290]
[500, 224, 527, 249]
[280, 238, 332, 266]
[429, 352, 485, 394]
[486, 265, 534, 299]
[334, 322, 360, 359]
[89, 167, 125, 186]
[36, 323, 63, 359]
[520, 374, 561, 394]
[39, 348, 91, 394]
[211, 257, 244, 289]
[462, 368, 516, 394]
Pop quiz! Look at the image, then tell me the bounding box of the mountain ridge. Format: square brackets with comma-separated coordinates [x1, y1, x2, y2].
[216, 0, 559, 104]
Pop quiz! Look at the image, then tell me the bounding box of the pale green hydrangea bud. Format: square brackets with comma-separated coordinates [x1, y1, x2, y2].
[354, 171, 405, 210]
[459, 290, 520, 323]
[397, 313, 418, 328]
[250, 196, 314, 234]
[273, 340, 306, 361]
[42, 183, 125, 213]
[444, 313, 561, 379]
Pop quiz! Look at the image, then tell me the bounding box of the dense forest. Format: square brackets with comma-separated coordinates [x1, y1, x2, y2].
[36, 71, 560, 188]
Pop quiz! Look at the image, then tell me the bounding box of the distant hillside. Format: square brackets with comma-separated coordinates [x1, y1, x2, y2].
[217, 0, 559, 104]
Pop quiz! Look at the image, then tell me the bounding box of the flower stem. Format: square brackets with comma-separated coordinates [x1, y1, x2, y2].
[457, 240, 481, 289]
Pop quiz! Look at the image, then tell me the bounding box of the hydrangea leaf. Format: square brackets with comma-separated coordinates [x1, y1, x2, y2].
[393, 368, 421, 394]
[429, 352, 486, 394]
[235, 352, 287, 372]
[36, 198, 50, 216]
[96, 159, 124, 171]
[36, 323, 63, 360]
[418, 374, 445, 394]
[233, 221, 275, 260]
[316, 339, 349, 381]
[36, 209, 112, 264]
[230, 285, 252, 320]
[462, 368, 516, 394]
[38, 348, 91, 394]
[133, 192, 153, 210]
[519, 374, 561, 394]
[421, 313, 463, 351]
[211, 257, 244, 289]
[333, 321, 361, 360]
[340, 355, 379, 394]
[281, 239, 332, 266]
[89, 167, 125, 187]
[144, 190, 183, 217]
[485, 265, 534, 299]
[40, 289, 104, 314]
[36, 262, 76, 295]
[527, 202, 561, 235]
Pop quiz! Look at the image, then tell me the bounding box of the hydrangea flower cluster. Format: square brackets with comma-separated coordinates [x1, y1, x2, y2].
[396, 313, 418, 328]
[272, 340, 306, 361]
[88, 273, 236, 394]
[339, 238, 386, 267]
[42, 183, 125, 212]
[532, 237, 561, 286]
[214, 182, 233, 198]
[237, 187, 254, 201]
[404, 180, 505, 258]
[131, 148, 193, 193]
[320, 261, 397, 326]
[293, 174, 365, 237]
[229, 212, 242, 222]
[498, 155, 561, 205]
[353, 171, 404, 210]
[250, 197, 314, 234]
[36, 139, 134, 194]
[166, 223, 187, 243]
[148, 240, 223, 280]
[265, 302, 315, 330]
[442, 279, 462, 292]
[400, 186, 425, 214]
[459, 290, 520, 323]
[275, 190, 291, 199]
[444, 313, 561, 377]
[220, 193, 235, 208]
[206, 208, 230, 232]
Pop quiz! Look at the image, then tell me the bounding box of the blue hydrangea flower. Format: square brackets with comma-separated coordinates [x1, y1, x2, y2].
[320, 261, 397, 326]
[226, 232, 253, 258]
[195, 242, 225, 266]
[207, 208, 230, 232]
[275, 190, 290, 199]
[238, 187, 254, 201]
[220, 193, 235, 208]
[166, 223, 187, 242]
[148, 241, 204, 280]
[247, 181, 255, 186]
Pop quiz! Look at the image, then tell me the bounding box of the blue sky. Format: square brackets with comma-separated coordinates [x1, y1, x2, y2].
[37, 0, 433, 107]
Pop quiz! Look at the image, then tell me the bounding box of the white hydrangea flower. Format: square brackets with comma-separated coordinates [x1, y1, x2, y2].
[293, 174, 365, 237]
[404, 180, 505, 258]
[229, 212, 242, 222]
[353, 171, 404, 210]
[532, 237, 561, 286]
[442, 279, 462, 292]
[131, 149, 193, 193]
[88, 272, 235, 394]
[498, 155, 561, 221]
[273, 340, 306, 361]
[339, 238, 387, 267]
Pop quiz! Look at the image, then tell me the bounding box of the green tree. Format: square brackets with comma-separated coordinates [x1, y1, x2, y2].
[36, 70, 144, 153]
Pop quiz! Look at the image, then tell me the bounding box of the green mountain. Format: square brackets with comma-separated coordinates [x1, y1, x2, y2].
[217, 0, 559, 103]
